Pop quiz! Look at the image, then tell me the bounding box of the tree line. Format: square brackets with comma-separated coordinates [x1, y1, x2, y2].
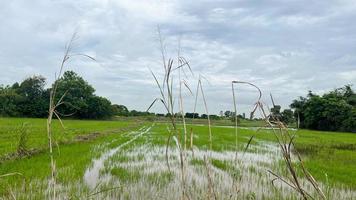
[1, 72, 355, 132]
[0, 71, 139, 119]
[290, 85, 355, 132]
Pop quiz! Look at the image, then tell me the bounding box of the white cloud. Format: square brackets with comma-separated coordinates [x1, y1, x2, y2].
[0, 0, 355, 114]
[339, 70, 356, 82]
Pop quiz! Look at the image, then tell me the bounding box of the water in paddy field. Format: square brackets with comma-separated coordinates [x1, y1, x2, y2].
[84, 125, 153, 189]
[80, 124, 355, 199]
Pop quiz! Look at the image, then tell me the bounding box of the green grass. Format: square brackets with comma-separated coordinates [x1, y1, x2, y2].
[0, 117, 135, 157]
[156, 117, 267, 127]
[292, 129, 356, 188]
[186, 124, 356, 188]
[0, 117, 355, 198]
[110, 167, 141, 182]
[0, 117, 143, 196]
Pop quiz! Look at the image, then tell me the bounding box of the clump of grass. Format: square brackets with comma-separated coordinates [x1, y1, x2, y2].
[147, 171, 174, 185]
[16, 123, 30, 156]
[190, 158, 204, 166]
[110, 167, 141, 182]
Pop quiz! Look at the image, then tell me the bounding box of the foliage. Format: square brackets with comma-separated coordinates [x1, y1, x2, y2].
[291, 85, 356, 132]
[129, 110, 154, 117]
[0, 85, 22, 116]
[224, 110, 236, 118]
[0, 76, 48, 117]
[0, 71, 123, 119]
[17, 75, 48, 117]
[281, 109, 294, 124]
[112, 104, 129, 116]
[270, 105, 295, 125]
[184, 112, 199, 118]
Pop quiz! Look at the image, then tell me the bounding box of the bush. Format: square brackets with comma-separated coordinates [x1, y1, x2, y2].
[291, 85, 356, 132]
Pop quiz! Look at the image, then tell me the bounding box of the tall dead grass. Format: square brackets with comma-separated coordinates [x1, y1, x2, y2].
[46, 33, 95, 200]
[232, 80, 326, 200]
[147, 28, 192, 200]
[149, 36, 328, 199]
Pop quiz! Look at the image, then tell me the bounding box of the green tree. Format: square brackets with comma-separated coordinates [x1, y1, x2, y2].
[54, 71, 95, 118]
[224, 111, 231, 118]
[209, 115, 220, 120]
[270, 105, 281, 120]
[201, 114, 208, 119]
[17, 76, 48, 117]
[54, 71, 115, 119]
[85, 96, 114, 119]
[290, 86, 355, 132]
[281, 109, 294, 124]
[185, 112, 199, 118]
[0, 85, 22, 116]
[0, 71, 124, 119]
[112, 104, 129, 116]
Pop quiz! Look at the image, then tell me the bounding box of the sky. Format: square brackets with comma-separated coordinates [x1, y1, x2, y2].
[0, 0, 355, 115]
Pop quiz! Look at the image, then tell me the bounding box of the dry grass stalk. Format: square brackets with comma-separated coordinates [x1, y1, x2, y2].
[0, 172, 22, 179]
[204, 156, 217, 200]
[0, 172, 23, 200]
[232, 81, 262, 162]
[194, 76, 212, 150]
[148, 28, 193, 200]
[47, 33, 95, 200]
[232, 80, 326, 200]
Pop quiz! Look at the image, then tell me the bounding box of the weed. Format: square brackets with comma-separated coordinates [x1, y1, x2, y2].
[16, 123, 30, 156]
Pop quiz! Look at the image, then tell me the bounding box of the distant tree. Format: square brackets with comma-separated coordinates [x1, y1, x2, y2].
[174, 113, 182, 118]
[185, 113, 193, 118]
[85, 96, 114, 119]
[209, 114, 220, 120]
[17, 76, 48, 117]
[52, 71, 115, 119]
[185, 112, 199, 118]
[0, 71, 132, 119]
[54, 71, 95, 118]
[201, 114, 208, 119]
[335, 85, 356, 106]
[129, 110, 153, 116]
[281, 109, 294, 124]
[290, 86, 355, 132]
[270, 105, 281, 119]
[224, 111, 231, 118]
[0, 85, 22, 116]
[129, 110, 139, 116]
[290, 95, 309, 128]
[230, 115, 241, 123]
[112, 104, 129, 116]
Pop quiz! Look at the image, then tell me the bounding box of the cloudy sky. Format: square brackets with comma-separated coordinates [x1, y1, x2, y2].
[0, 0, 355, 115]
